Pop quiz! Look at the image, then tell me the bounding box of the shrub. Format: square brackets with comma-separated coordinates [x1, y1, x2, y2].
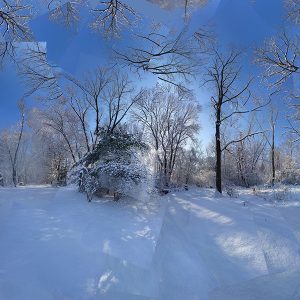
[70, 130, 148, 201]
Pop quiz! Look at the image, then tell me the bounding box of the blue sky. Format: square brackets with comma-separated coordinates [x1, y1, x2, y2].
[0, 0, 291, 146]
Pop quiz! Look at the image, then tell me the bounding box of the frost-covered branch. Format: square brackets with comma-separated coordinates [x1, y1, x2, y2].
[115, 28, 198, 91]
[90, 0, 139, 38]
[0, 0, 32, 66]
[255, 32, 299, 88]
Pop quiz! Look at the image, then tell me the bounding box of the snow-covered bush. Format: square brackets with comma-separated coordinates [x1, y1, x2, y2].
[70, 130, 149, 201]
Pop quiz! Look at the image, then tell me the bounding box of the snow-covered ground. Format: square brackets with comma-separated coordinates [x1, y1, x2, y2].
[0, 186, 300, 299]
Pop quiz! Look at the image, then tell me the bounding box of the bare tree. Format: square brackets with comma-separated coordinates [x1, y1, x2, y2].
[17, 42, 63, 99]
[1, 100, 25, 186]
[224, 114, 267, 187]
[172, 143, 204, 185]
[104, 72, 142, 134]
[67, 87, 91, 153]
[286, 0, 300, 24]
[64, 68, 140, 151]
[90, 0, 139, 38]
[47, 0, 85, 29]
[40, 104, 83, 163]
[256, 32, 300, 143]
[286, 108, 300, 142]
[115, 27, 197, 90]
[256, 106, 279, 186]
[81, 67, 110, 144]
[0, 0, 32, 40]
[205, 49, 265, 193]
[132, 85, 200, 188]
[255, 32, 299, 89]
[0, 0, 32, 66]
[277, 135, 300, 184]
[269, 108, 279, 186]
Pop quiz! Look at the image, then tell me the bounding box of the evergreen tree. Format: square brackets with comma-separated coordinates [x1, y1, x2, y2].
[70, 129, 148, 201]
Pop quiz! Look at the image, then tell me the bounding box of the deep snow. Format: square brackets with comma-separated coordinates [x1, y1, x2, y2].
[0, 186, 300, 299]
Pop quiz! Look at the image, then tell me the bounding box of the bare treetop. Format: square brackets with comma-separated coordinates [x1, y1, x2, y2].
[90, 0, 139, 38]
[17, 42, 63, 99]
[194, 26, 216, 52]
[0, 0, 33, 66]
[255, 32, 299, 88]
[47, 0, 85, 29]
[132, 84, 200, 187]
[0, 0, 32, 41]
[286, 0, 300, 25]
[204, 48, 266, 193]
[115, 27, 197, 91]
[205, 49, 252, 114]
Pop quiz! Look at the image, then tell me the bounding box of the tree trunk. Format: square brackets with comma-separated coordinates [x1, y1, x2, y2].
[215, 110, 222, 193]
[163, 152, 169, 188]
[271, 124, 275, 186]
[83, 124, 90, 153]
[12, 167, 17, 187]
[11, 102, 25, 188]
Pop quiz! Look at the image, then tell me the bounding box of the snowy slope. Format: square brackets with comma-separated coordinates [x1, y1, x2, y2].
[0, 186, 299, 299]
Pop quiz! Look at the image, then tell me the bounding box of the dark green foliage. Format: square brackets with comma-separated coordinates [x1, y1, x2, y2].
[84, 131, 148, 167]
